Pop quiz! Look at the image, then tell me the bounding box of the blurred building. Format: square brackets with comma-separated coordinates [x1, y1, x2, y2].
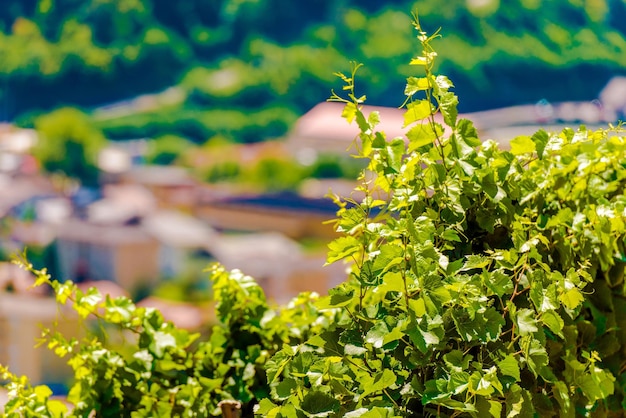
[287, 98, 620, 157]
[0, 262, 80, 387]
[196, 190, 338, 239]
[285, 102, 406, 156]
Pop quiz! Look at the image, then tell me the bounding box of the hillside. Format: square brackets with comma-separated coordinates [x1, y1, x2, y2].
[1, 0, 625, 142]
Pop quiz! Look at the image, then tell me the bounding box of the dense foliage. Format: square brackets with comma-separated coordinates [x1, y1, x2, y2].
[259, 19, 626, 417]
[3, 13, 626, 418]
[1, 261, 330, 417]
[3, 0, 626, 143]
[32, 107, 106, 186]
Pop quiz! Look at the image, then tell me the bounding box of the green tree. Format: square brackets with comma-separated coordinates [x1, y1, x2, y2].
[146, 134, 196, 165]
[33, 107, 106, 186]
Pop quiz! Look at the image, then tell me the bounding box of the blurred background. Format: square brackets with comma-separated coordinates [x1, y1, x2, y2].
[1, 0, 626, 389]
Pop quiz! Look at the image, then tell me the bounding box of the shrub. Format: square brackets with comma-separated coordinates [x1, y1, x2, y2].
[258, 16, 626, 417]
[1, 261, 329, 417]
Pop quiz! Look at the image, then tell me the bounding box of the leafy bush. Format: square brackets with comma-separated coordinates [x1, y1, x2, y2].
[3, 14, 626, 418]
[2, 261, 329, 417]
[258, 17, 626, 417]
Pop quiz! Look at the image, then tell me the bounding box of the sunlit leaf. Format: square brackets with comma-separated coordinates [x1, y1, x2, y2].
[326, 236, 361, 265]
[403, 100, 432, 127]
[510, 135, 536, 155]
[560, 287, 584, 310]
[498, 354, 521, 380]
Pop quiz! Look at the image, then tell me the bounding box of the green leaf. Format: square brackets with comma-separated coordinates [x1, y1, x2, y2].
[540, 310, 564, 337]
[483, 270, 514, 297]
[47, 399, 69, 418]
[150, 331, 176, 358]
[383, 323, 406, 346]
[255, 398, 279, 416]
[531, 129, 549, 159]
[273, 378, 297, 400]
[34, 385, 53, 401]
[360, 369, 396, 397]
[403, 100, 432, 127]
[372, 131, 386, 148]
[316, 287, 354, 310]
[405, 76, 430, 96]
[290, 351, 316, 376]
[33, 268, 51, 287]
[577, 367, 615, 402]
[453, 307, 504, 342]
[443, 350, 471, 372]
[481, 172, 500, 200]
[341, 102, 358, 124]
[307, 331, 344, 357]
[406, 122, 442, 151]
[498, 355, 521, 380]
[373, 244, 404, 275]
[456, 119, 480, 146]
[356, 108, 370, 133]
[406, 215, 435, 244]
[266, 347, 294, 383]
[326, 236, 361, 265]
[552, 381, 573, 416]
[155, 400, 173, 417]
[439, 91, 459, 127]
[345, 409, 370, 418]
[510, 135, 536, 155]
[104, 295, 135, 324]
[476, 397, 503, 418]
[409, 56, 428, 66]
[300, 391, 340, 416]
[365, 321, 389, 349]
[340, 329, 367, 356]
[357, 408, 394, 418]
[409, 298, 427, 317]
[337, 207, 366, 234]
[560, 287, 584, 310]
[435, 75, 454, 91]
[344, 344, 367, 356]
[515, 309, 539, 336]
[450, 132, 474, 158]
[360, 132, 373, 157]
[74, 286, 102, 319]
[407, 317, 442, 353]
[432, 398, 476, 413]
[442, 228, 461, 242]
[384, 138, 405, 173]
[522, 337, 548, 377]
[461, 254, 490, 271]
[378, 271, 406, 294]
[506, 384, 535, 418]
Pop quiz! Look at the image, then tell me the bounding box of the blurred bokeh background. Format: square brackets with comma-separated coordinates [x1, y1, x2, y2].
[2, 0, 626, 131]
[1, 0, 626, 389]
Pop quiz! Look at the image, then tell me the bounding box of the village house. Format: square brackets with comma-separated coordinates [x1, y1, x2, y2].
[54, 218, 161, 291]
[119, 165, 198, 211]
[285, 97, 620, 160]
[195, 190, 339, 240]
